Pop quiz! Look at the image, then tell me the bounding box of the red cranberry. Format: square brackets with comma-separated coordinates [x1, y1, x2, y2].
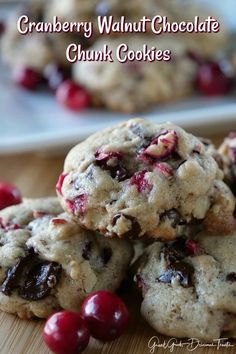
[80, 290, 129, 342]
[43, 311, 90, 354]
[51, 218, 67, 225]
[56, 80, 91, 111]
[12, 67, 42, 91]
[43, 64, 71, 91]
[130, 170, 151, 193]
[66, 194, 87, 215]
[154, 163, 173, 179]
[196, 61, 232, 96]
[185, 239, 203, 256]
[56, 173, 68, 196]
[0, 21, 5, 37]
[0, 183, 22, 211]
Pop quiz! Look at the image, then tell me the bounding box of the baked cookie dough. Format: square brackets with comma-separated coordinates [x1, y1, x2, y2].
[134, 232, 236, 340]
[73, 36, 197, 113]
[1, 1, 89, 71]
[218, 133, 236, 195]
[57, 118, 236, 240]
[0, 198, 132, 318]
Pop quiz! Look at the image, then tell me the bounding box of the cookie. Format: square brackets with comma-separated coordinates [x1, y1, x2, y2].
[0, 198, 132, 319]
[218, 133, 236, 195]
[1, 1, 89, 71]
[134, 232, 236, 340]
[57, 118, 236, 240]
[73, 36, 197, 113]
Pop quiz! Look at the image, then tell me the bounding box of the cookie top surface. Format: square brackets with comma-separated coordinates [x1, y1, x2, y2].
[134, 232, 236, 340]
[58, 118, 235, 240]
[0, 198, 132, 318]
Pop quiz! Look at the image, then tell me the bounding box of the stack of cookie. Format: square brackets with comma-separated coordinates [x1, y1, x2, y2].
[0, 118, 235, 342]
[1, 0, 228, 112]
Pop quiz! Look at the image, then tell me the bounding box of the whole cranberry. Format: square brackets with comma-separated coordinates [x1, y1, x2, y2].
[43, 311, 90, 354]
[56, 80, 91, 111]
[43, 64, 71, 91]
[0, 183, 22, 210]
[80, 290, 129, 342]
[12, 67, 42, 91]
[196, 61, 232, 96]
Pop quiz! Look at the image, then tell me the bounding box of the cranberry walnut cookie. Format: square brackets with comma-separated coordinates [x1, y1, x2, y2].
[218, 132, 236, 195]
[134, 232, 236, 340]
[57, 118, 236, 240]
[0, 198, 132, 318]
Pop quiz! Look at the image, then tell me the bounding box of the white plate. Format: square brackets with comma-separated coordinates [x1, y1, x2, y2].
[1, 58, 236, 155]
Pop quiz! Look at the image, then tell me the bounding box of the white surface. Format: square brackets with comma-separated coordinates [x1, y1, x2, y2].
[1, 65, 236, 154]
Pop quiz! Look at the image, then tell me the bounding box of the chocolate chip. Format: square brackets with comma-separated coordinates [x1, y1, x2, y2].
[158, 261, 193, 288]
[161, 237, 187, 264]
[19, 261, 61, 301]
[112, 214, 141, 238]
[101, 247, 112, 265]
[82, 241, 92, 260]
[0, 249, 35, 296]
[226, 273, 236, 282]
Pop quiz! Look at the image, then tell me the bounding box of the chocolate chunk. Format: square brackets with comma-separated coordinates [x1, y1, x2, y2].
[158, 261, 193, 288]
[112, 214, 141, 238]
[0, 249, 61, 300]
[226, 273, 236, 282]
[161, 237, 187, 264]
[0, 249, 35, 296]
[160, 209, 184, 228]
[82, 241, 92, 260]
[19, 262, 61, 301]
[101, 247, 112, 265]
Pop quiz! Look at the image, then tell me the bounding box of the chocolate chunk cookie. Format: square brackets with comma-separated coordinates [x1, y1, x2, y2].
[0, 198, 132, 318]
[73, 36, 197, 113]
[57, 118, 236, 240]
[134, 232, 236, 340]
[218, 132, 236, 195]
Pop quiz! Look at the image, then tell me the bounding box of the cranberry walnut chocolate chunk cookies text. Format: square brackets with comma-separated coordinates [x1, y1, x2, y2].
[0, 198, 132, 319]
[57, 119, 236, 240]
[134, 232, 236, 340]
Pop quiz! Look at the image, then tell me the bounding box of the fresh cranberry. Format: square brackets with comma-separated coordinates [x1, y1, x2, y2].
[196, 61, 232, 96]
[185, 239, 203, 256]
[56, 173, 68, 196]
[33, 210, 47, 218]
[0, 183, 22, 211]
[130, 170, 151, 192]
[12, 67, 42, 91]
[56, 80, 91, 111]
[0, 21, 5, 37]
[43, 64, 71, 91]
[80, 290, 129, 342]
[43, 311, 90, 354]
